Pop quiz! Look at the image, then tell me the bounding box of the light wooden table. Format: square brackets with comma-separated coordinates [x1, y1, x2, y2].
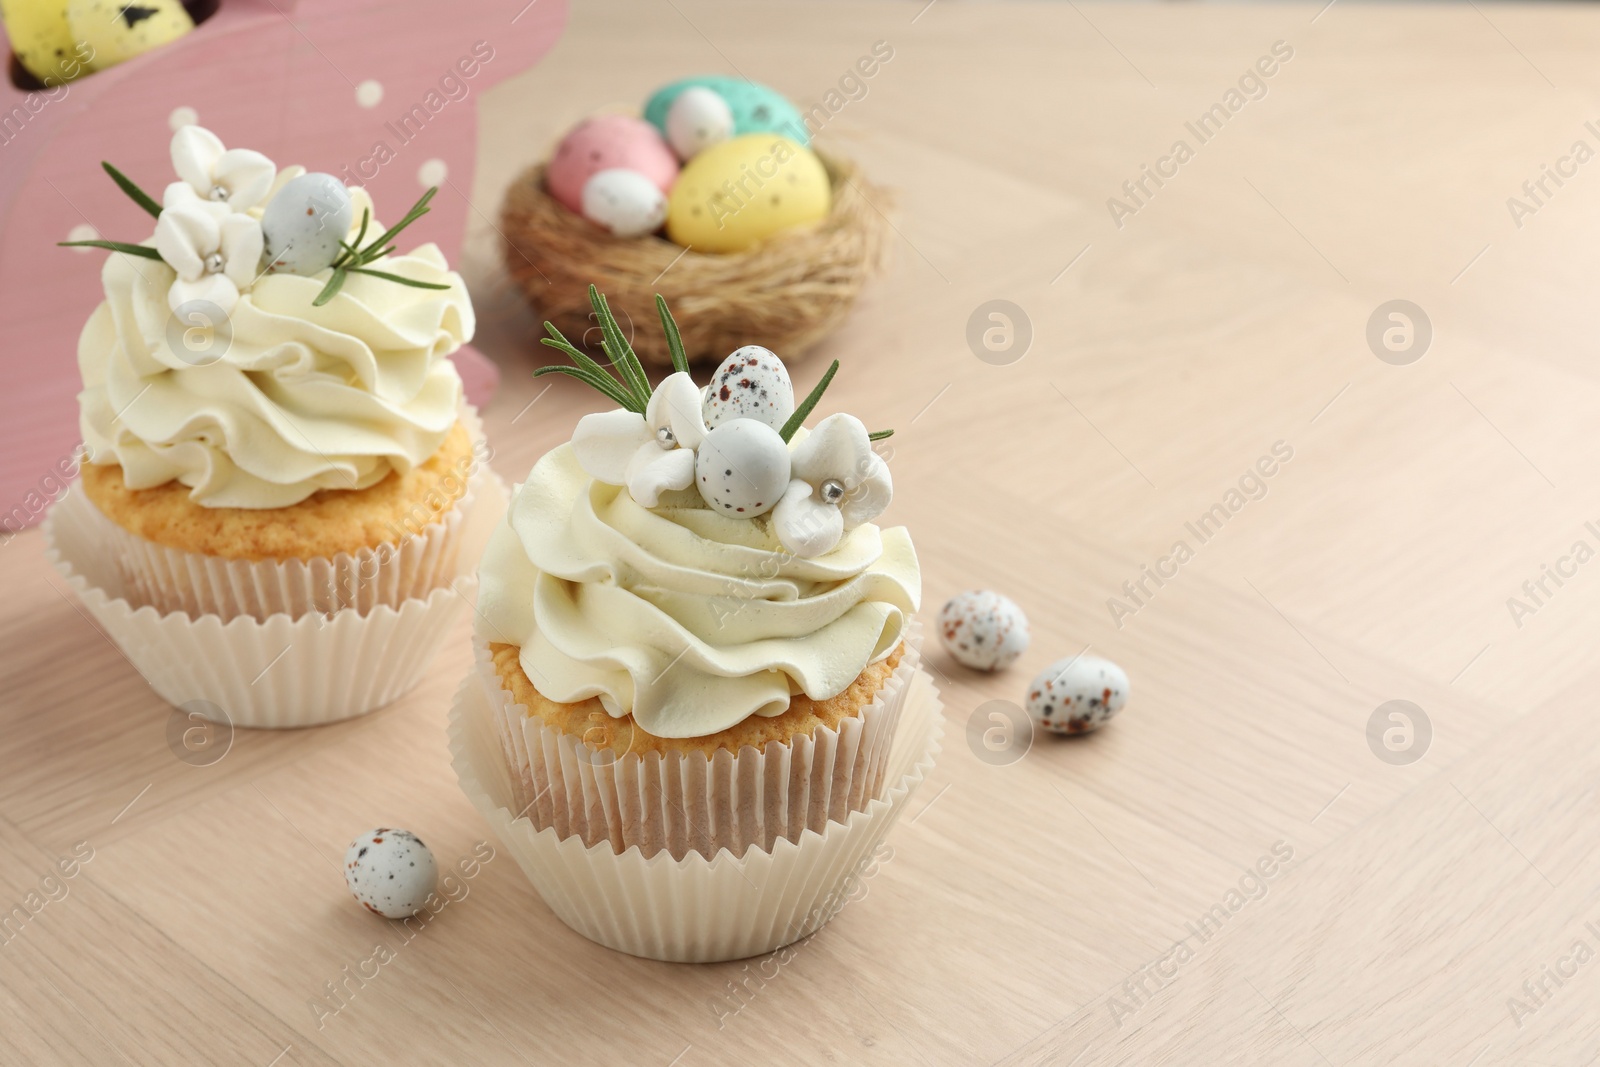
[6, 1, 1600, 1063]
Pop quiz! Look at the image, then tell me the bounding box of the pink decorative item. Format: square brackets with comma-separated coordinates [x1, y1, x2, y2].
[0, 0, 567, 530]
[545, 114, 678, 215]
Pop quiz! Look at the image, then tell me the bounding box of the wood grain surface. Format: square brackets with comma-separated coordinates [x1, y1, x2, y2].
[5, 1, 1600, 1063]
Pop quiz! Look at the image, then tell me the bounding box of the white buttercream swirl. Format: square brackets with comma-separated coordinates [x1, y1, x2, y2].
[476, 442, 921, 739]
[77, 229, 472, 509]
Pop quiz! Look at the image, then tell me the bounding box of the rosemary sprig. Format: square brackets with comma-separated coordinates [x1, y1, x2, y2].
[312, 190, 452, 307]
[535, 320, 644, 412]
[103, 162, 162, 218]
[655, 294, 690, 375]
[588, 286, 652, 405]
[535, 290, 892, 441]
[57, 239, 163, 260]
[779, 360, 837, 442]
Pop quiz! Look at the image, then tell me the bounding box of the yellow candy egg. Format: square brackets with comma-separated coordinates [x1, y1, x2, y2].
[66, 0, 193, 71]
[666, 134, 831, 253]
[0, 0, 88, 84]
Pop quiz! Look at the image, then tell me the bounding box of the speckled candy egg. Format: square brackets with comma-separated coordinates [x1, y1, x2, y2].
[939, 591, 1030, 671]
[547, 115, 678, 216]
[581, 168, 669, 238]
[666, 135, 831, 254]
[665, 86, 735, 160]
[702, 346, 794, 431]
[67, 0, 193, 71]
[1026, 656, 1130, 735]
[695, 418, 791, 517]
[344, 828, 438, 919]
[260, 173, 353, 276]
[645, 76, 810, 146]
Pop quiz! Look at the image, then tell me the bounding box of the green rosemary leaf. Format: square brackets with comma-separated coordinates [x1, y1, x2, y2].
[779, 359, 839, 442]
[102, 162, 162, 219]
[868, 429, 894, 441]
[58, 239, 164, 260]
[544, 322, 622, 385]
[350, 208, 370, 254]
[346, 267, 451, 290]
[655, 294, 689, 375]
[533, 362, 640, 411]
[362, 187, 436, 261]
[311, 268, 349, 307]
[588, 286, 651, 408]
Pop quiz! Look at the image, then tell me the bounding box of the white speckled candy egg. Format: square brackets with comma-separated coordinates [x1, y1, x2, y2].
[939, 591, 1030, 671]
[665, 85, 735, 160]
[580, 168, 669, 238]
[344, 828, 437, 919]
[1025, 655, 1129, 735]
[701, 346, 794, 431]
[695, 418, 791, 517]
[260, 173, 353, 276]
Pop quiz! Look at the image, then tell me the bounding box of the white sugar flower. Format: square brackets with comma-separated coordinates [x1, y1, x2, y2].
[773, 413, 893, 558]
[571, 371, 708, 507]
[170, 125, 276, 210]
[153, 183, 264, 315]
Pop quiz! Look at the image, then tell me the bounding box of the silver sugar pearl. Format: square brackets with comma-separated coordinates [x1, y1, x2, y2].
[820, 478, 846, 504]
[207, 184, 229, 202]
[203, 252, 226, 274]
[655, 426, 677, 449]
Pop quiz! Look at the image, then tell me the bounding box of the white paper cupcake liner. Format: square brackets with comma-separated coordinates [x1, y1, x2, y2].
[450, 652, 942, 962]
[81, 407, 491, 622]
[477, 629, 921, 862]
[43, 457, 509, 730]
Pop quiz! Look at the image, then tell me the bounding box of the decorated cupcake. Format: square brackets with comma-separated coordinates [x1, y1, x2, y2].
[457, 289, 937, 960]
[45, 124, 504, 728]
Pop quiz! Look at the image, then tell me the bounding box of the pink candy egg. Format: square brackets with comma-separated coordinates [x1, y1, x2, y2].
[547, 115, 679, 214]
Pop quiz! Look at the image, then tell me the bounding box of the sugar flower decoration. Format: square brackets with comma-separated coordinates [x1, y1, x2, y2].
[535, 286, 895, 532]
[170, 125, 277, 211]
[152, 183, 264, 314]
[572, 371, 707, 507]
[773, 414, 893, 558]
[58, 126, 452, 312]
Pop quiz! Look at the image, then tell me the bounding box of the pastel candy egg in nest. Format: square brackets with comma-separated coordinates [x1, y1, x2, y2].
[547, 115, 678, 216]
[665, 85, 735, 160]
[1025, 656, 1129, 735]
[702, 346, 794, 430]
[645, 76, 810, 146]
[695, 418, 790, 518]
[581, 168, 669, 238]
[939, 591, 1030, 671]
[344, 828, 438, 919]
[261, 173, 354, 276]
[666, 134, 831, 254]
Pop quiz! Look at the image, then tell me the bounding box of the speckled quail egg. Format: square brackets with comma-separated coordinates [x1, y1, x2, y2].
[695, 418, 791, 517]
[344, 828, 437, 919]
[939, 591, 1030, 671]
[580, 168, 669, 238]
[665, 85, 736, 159]
[261, 173, 353, 276]
[701, 346, 794, 431]
[1025, 655, 1129, 735]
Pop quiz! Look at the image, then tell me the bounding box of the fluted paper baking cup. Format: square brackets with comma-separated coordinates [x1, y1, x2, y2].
[80, 408, 491, 621]
[478, 631, 920, 861]
[43, 465, 508, 729]
[450, 656, 942, 962]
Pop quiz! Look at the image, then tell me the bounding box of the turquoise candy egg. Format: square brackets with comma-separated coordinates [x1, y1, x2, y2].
[645, 76, 810, 147]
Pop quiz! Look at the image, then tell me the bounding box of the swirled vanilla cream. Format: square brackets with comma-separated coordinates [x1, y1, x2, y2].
[476, 443, 920, 738]
[77, 239, 470, 509]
